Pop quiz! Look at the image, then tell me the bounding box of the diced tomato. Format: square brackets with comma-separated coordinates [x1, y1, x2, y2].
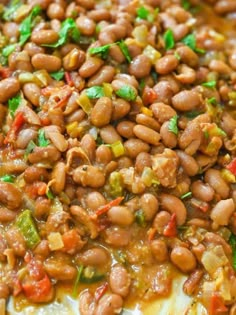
[22, 274, 52, 303]
[209, 292, 228, 315]
[163, 213, 177, 237]
[0, 67, 12, 79]
[226, 158, 236, 176]
[37, 182, 47, 196]
[94, 282, 109, 302]
[13, 278, 22, 296]
[65, 72, 74, 87]
[142, 86, 158, 105]
[95, 196, 124, 216]
[4, 112, 25, 145]
[62, 229, 84, 254]
[25, 181, 47, 199]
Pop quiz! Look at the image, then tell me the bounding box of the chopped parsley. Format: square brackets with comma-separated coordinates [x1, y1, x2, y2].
[0, 174, 15, 183]
[181, 33, 205, 54]
[181, 0, 191, 10]
[19, 5, 41, 46]
[135, 210, 146, 227]
[8, 94, 21, 117]
[50, 69, 65, 81]
[89, 44, 111, 59]
[163, 29, 175, 50]
[38, 129, 50, 147]
[136, 6, 150, 20]
[118, 40, 132, 63]
[46, 189, 54, 200]
[207, 97, 217, 104]
[115, 85, 137, 101]
[202, 80, 216, 88]
[168, 115, 178, 135]
[3, 0, 21, 21]
[85, 86, 105, 99]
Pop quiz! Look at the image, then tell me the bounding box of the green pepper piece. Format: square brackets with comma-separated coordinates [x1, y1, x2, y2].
[80, 266, 105, 284]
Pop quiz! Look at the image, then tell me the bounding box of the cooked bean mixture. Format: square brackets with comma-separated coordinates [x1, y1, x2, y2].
[1, 0, 236, 314]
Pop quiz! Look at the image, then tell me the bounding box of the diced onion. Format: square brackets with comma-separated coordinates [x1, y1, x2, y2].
[201, 245, 228, 275]
[132, 25, 148, 46]
[110, 141, 125, 158]
[143, 45, 161, 64]
[77, 93, 92, 114]
[48, 232, 64, 251]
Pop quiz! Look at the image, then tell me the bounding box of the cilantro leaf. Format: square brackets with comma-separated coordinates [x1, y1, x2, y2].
[168, 115, 178, 135]
[50, 69, 65, 81]
[8, 94, 21, 117]
[136, 6, 150, 20]
[115, 85, 137, 101]
[181, 0, 191, 10]
[89, 44, 111, 59]
[181, 33, 205, 54]
[229, 234, 236, 270]
[163, 29, 175, 50]
[202, 80, 216, 88]
[46, 189, 54, 200]
[207, 97, 217, 104]
[2, 43, 17, 58]
[135, 209, 146, 227]
[86, 86, 105, 99]
[0, 174, 15, 183]
[44, 18, 80, 48]
[118, 40, 131, 63]
[19, 5, 42, 46]
[38, 129, 50, 147]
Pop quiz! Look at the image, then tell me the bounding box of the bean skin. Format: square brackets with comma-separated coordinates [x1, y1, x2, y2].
[47, 3, 65, 20]
[88, 66, 115, 87]
[23, 83, 41, 106]
[109, 264, 131, 297]
[108, 206, 134, 226]
[124, 138, 150, 159]
[172, 90, 203, 111]
[116, 121, 135, 139]
[133, 125, 160, 146]
[73, 165, 105, 188]
[140, 193, 159, 221]
[5, 227, 26, 257]
[111, 99, 131, 121]
[0, 283, 10, 299]
[191, 180, 214, 202]
[210, 198, 235, 226]
[0, 182, 22, 210]
[86, 192, 106, 211]
[155, 55, 179, 75]
[51, 162, 66, 195]
[79, 57, 104, 78]
[79, 248, 109, 266]
[100, 125, 121, 144]
[96, 145, 113, 165]
[176, 150, 199, 176]
[76, 16, 96, 36]
[0, 78, 20, 103]
[63, 48, 85, 71]
[205, 168, 230, 199]
[171, 247, 196, 273]
[150, 239, 169, 262]
[176, 46, 199, 68]
[160, 193, 187, 225]
[31, 30, 59, 45]
[128, 54, 152, 78]
[136, 114, 160, 132]
[151, 102, 177, 124]
[94, 294, 123, 315]
[31, 53, 62, 72]
[160, 121, 177, 148]
[135, 152, 152, 174]
[90, 97, 113, 127]
[79, 291, 96, 315]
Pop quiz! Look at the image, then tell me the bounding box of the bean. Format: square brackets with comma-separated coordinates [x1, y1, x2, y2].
[79, 291, 96, 315]
[28, 0, 51, 10]
[24, 42, 45, 57]
[99, 24, 126, 44]
[95, 294, 123, 315]
[80, 134, 96, 162]
[151, 102, 177, 123]
[47, 3, 65, 20]
[88, 66, 115, 87]
[153, 81, 174, 104]
[23, 83, 41, 106]
[31, 53, 62, 72]
[136, 114, 160, 132]
[220, 112, 236, 137]
[210, 198, 235, 227]
[160, 121, 177, 148]
[0, 207, 16, 222]
[115, 74, 139, 89]
[35, 197, 51, 219]
[205, 168, 229, 199]
[170, 247, 196, 273]
[209, 59, 231, 75]
[153, 211, 171, 234]
[109, 264, 131, 297]
[176, 46, 199, 68]
[104, 226, 131, 247]
[108, 206, 134, 226]
[76, 0, 95, 9]
[140, 193, 159, 221]
[66, 109, 85, 124]
[51, 162, 66, 194]
[28, 146, 61, 164]
[172, 90, 202, 111]
[133, 125, 160, 146]
[88, 9, 111, 21]
[111, 99, 131, 121]
[100, 125, 121, 144]
[173, 23, 189, 41]
[2, 22, 19, 40]
[155, 55, 179, 75]
[204, 232, 232, 255]
[44, 128, 68, 152]
[117, 156, 133, 169]
[150, 239, 169, 263]
[124, 138, 150, 159]
[0, 283, 10, 299]
[160, 193, 187, 225]
[159, 74, 181, 94]
[230, 303, 236, 315]
[167, 6, 190, 22]
[5, 227, 26, 257]
[178, 121, 202, 155]
[34, 239, 50, 257]
[0, 78, 20, 103]
[127, 42, 143, 58]
[31, 30, 59, 45]
[86, 192, 106, 211]
[191, 180, 214, 202]
[90, 97, 113, 127]
[111, 79, 137, 97]
[79, 57, 104, 78]
[128, 54, 152, 78]
[116, 121, 135, 139]
[135, 152, 152, 174]
[44, 256, 77, 281]
[183, 270, 204, 296]
[176, 150, 199, 176]
[73, 165, 105, 188]
[214, 0, 236, 14]
[24, 166, 48, 183]
[16, 129, 37, 149]
[0, 182, 22, 210]
[175, 64, 196, 84]
[63, 48, 86, 71]
[96, 145, 113, 165]
[76, 16, 96, 36]
[79, 248, 109, 266]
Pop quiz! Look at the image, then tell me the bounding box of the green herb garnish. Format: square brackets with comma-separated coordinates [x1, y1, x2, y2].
[118, 40, 131, 63]
[89, 44, 111, 59]
[72, 265, 84, 297]
[163, 29, 175, 50]
[136, 6, 150, 20]
[44, 18, 80, 48]
[115, 85, 137, 101]
[50, 69, 65, 81]
[202, 80, 216, 88]
[46, 189, 54, 200]
[86, 86, 105, 99]
[181, 192, 192, 200]
[181, 0, 191, 10]
[229, 234, 236, 270]
[135, 210, 146, 227]
[2, 43, 17, 58]
[3, 0, 21, 21]
[24, 140, 36, 159]
[0, 174, 15, 183]
[8, 94, 21, 117]
[207, 97, 217, 105]
[19, 5, 41, 46]
[38, 129, 50, 147]
[181, 33, 205, 54]
[168, 115, 178, 135]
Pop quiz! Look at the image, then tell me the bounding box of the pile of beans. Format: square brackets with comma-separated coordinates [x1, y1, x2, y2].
[0, 0, 236, 314]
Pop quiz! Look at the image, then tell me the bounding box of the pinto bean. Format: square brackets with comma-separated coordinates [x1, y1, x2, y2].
[95, 294, 123, 315]
[90, 97, 113, 127]
[175, 64, 196, 84]
[76, 16, 96, 36]
[24, 42, 45, 56]
[104, 226, 131, 247]
[5, 227, 26, 257]
[133, 125, 160, 146]
[191, 180, 214, 202]
[79, 248, 109, 266]
[23, 166, 48, 183]
[160, 121, 177, 148]
[0, 283, 10, 299]
[22, 83, 41, 106]
[86, 192, 106, 211]
[0, 182, 22, 210]
[79, 291, 96, 315]
[214, 0, 236, 14]
[176, 46, 199, 68]
[76, 0, 95, 9]
[81, 134, 96, 162]
[150, 239, 168, 262]
[47, 3, 65, 20]
[32, 53, 62, 72]
[116, 121, 135, 139]
[109, 264, 131, 297]
[124, 138, 150, 159]
[176, 150, 199, 176]
[171, 247, 196, 273]
[108, 206, 134, 226]
[172, 90, 202, 111]
[210, 198, 235, 227]
[79, 57, 104, 78]
[35, 197, 51, 219]
[160, 194, 187, 225]
[111, 99, 131, 121]
[88, 66, 115, 87]
[153, 211, 171, 233]
[140, 193, 159, 221]
[73, 165, 105, 188]
[31, 30, 59, 45]
[209, 59, 231, 75]
[178, 121, 202, 155]
[128, 54, 152, 78]
[100, 125, 121, 144]
[0, 207, 16, 222]
[155, 55, 179, 75]
[99, 24, 126, 44]
[0, 78, 20, 103]
[183, 270, 204, 295]
[136, 114, 160, 132]
[205, 168, 230, 199]
[96, 145, 113, 165]
[153, 81, 174, 104]
[151, 102, 177, 123]
[63, 48, 86, 71]
[44, 256, 77, 281]
[51, 162, 66, 195]
[28, 146, 61, 164]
